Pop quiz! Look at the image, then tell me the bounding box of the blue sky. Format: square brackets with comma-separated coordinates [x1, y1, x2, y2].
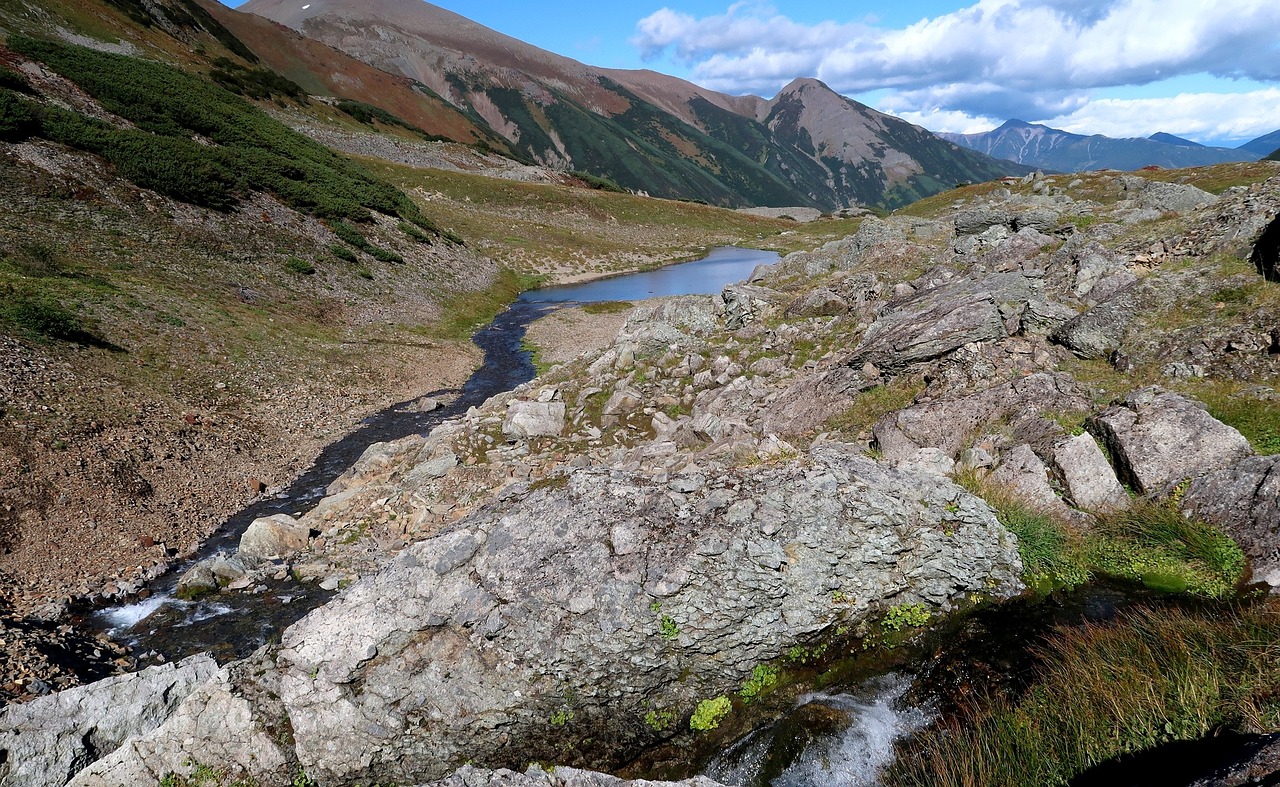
[223, 0, 1280, 147]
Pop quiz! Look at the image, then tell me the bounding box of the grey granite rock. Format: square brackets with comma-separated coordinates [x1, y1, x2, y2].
[1181, 455, 1280, 589]
[1050, 433, 1128, 513]
[263, 444, 1021, 784]
[1089, 388, 1254, 495]
[239, 514, 310, 561]
[0, 654, 217, 787]
[850, 273, 1037, 371]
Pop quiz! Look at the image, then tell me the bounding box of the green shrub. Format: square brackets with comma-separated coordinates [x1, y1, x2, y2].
[354, 266, 373, 280]
[0, 67, 34, 95]
[7, 36, 447, 231]
[399, 221, 432, 243]
[208, 57, 305, 102]
[690, 696, 732, 731]
[330, 221, 372, 251]
[283, 257, 315, 275]
[369, 246, 404, 264]
[329, 244, 358, 262]
[0, 90, 40, 142]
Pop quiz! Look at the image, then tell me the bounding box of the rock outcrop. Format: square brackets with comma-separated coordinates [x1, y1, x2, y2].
[263, 445, 1021, 783]
[0, 654, 217, 787]
[1088, 388, 1255, 495]
[1181, 455, 1280, 588]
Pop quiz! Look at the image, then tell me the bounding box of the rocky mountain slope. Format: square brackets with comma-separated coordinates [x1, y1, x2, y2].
[942, 119, 1260, 172]
[1241, 129, 1280, 157]
[9, 159, 1279, 786]
[238, 0, 1026, 210]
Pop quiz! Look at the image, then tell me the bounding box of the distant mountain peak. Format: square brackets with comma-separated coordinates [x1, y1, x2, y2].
[941, 118, 1259, 171]
[1149, 132, 1203, 147]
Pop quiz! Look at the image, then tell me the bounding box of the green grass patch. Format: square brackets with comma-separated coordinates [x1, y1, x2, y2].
[887, 600, 1280, 787]
[1089, 500, 1247, 598]
[580, 300, 634, 315]
[826, 376, 926, 438]
[959, 472, 1244, 598]
[431, 268, 547, 340]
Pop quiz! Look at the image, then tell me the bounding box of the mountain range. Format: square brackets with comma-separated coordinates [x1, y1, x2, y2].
[229, 0, 1029, 210]
[941, 119, 1276, 172]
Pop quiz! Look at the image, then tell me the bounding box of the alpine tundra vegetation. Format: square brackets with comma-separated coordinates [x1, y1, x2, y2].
[0, 0, 1279, 786]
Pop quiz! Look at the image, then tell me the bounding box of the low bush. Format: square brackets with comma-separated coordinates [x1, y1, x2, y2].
[369, 246, 404, 264]
[329, 244, 357, 262]
[6, 36, 452, 239]
[283, 257, 315, 275]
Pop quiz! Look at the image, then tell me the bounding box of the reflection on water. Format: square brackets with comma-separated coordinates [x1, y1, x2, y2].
[519, 247, 780, 304]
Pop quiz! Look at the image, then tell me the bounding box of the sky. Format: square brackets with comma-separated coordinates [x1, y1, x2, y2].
[223, 0, 1280, 147]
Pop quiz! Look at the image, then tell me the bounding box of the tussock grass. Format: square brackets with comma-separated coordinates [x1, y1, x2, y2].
[887, 601, 1280, 787]
[826, 376, 926, 438]
[1089, 500, 1247, 597]
[956, 472, 1245, 598]
[955, 472, 1090, 589]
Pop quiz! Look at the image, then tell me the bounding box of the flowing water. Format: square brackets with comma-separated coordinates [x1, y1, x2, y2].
[86, 247, 779, 661]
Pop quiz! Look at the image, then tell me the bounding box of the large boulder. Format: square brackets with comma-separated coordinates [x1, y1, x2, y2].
[1050, 433, 1129, 513]
[238, 513, 311, 560]
[502, 401, 567, 440]
[1180, 455, 1280, 589]
[67, 655, 294, 786]
[1088, 388, 1254, 495]
[1050, 282, 1142, 359]
[0, 654, 217, 787]
[253, 445, 1022, 784]
[872, 373, 1091, 464]
[850, 274, 1038, 371]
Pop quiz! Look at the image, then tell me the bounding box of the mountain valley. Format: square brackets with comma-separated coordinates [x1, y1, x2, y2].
[0, 1, 1279, 786]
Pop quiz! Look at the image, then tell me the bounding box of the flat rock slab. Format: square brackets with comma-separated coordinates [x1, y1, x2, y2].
[850, 273, 1037, 371]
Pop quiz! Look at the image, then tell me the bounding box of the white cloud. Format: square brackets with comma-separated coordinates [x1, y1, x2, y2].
[1042, 89, 1280, 142]
[633, 0, 1280, 131]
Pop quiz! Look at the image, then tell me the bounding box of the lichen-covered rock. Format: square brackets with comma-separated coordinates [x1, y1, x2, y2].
[262, 444, 1021, 784]
[1181, 455, 1280, 589]
[1088, 388, 1254, 495]
[239, 513, 311, 560]
[872, 373, 1090, 464]
[850, 273, 1037, 371]
[0, 654, 217, 787]
[1050, 282, 1142, 359]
